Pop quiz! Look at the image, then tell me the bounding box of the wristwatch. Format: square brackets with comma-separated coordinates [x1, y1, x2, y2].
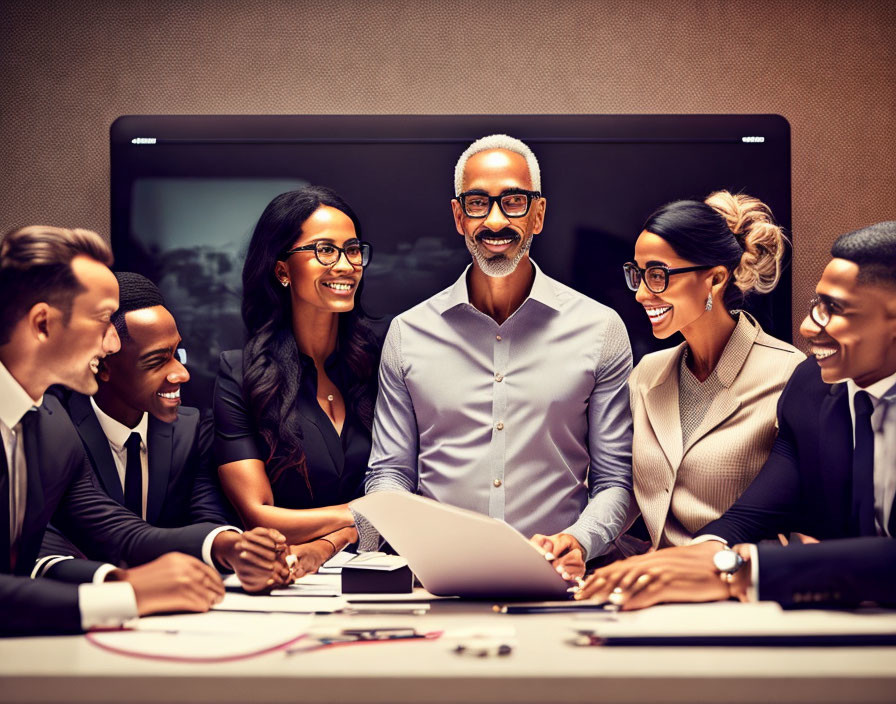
[712, 546, 745, 584]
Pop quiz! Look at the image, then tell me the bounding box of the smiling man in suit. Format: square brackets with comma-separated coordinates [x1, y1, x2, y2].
[38, 273, 240, 576]
[574, 221, 896, 609]
[0, 226, 290, 635]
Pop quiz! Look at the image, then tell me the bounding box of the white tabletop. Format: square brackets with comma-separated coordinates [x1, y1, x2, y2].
[1, 599, 894, 704]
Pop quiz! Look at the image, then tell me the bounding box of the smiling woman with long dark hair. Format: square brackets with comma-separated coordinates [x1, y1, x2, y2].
[212, 186, 382, 571]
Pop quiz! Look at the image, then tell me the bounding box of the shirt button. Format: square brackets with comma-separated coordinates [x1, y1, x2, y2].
[494, 373, 503, 382]
[495, 422, 504, 430]
[493, 479, 502, 488]
[496, 335, 502, 341]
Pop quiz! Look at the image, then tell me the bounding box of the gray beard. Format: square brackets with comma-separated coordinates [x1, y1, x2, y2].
[465, 233, 534, 278]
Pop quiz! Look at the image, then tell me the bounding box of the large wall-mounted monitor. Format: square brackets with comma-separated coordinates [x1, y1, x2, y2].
[111, 114, 791, 409]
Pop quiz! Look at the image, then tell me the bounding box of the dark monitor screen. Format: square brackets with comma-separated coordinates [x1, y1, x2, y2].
[111, 114, 791, 409]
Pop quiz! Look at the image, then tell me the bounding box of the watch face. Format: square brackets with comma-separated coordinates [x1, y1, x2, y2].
[713, 548, 741, 573]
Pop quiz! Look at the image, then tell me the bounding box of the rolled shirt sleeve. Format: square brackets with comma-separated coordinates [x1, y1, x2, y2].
[365, 319, 419, 495]
[564, 312, 635, 558]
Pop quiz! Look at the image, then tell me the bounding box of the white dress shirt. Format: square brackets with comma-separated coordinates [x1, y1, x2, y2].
[82, 398, 239, 568]
[90, 398, 150, 520]
[0, 360, 36, 558]
[847, 370, 896, 537]
[0, 360, 137, 629]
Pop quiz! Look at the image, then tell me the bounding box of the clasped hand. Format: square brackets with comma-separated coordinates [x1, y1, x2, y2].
[572, 541, 730, 609]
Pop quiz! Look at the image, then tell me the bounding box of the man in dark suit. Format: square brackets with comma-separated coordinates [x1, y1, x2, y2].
[0, 226, 290, 635]
[37, 272, 239, 578]
[574, 221, 896, 608]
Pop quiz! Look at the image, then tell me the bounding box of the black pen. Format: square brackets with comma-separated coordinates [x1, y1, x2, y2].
[495, 603, 612, 614]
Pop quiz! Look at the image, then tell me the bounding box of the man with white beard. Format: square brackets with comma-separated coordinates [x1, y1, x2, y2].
[363, 135, 636, 577]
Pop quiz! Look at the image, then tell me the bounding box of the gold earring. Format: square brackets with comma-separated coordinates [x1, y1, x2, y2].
[281, 279, 289, 287]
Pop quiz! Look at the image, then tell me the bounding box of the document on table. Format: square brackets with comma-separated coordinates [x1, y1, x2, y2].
[87, 612, 312, 661]
[223, 572, 342, 597]
[214, 592, 347, 613]
[318, 550, 359, 573]
[575, 602, 896, 646]
[351, 491, 571, 598]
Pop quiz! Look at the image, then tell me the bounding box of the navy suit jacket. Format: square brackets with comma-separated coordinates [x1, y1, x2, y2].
[700, 358, 896, 606]
[1, 394, 219, 636]
[38, 392, 235, 582]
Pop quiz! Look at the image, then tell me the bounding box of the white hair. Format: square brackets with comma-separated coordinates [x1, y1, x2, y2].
[453, 134, 541, 196]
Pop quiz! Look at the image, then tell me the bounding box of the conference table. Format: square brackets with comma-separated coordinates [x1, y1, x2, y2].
[1, 591, 894, 704]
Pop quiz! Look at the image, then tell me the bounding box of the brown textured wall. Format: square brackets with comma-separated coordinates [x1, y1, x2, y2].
[1, 0, 894, 343]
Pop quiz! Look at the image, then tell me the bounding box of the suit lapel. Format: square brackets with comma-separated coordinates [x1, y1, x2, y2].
[682, 387, 741, 454]
[818, 382, 853, 533]
[146, 416, 173, 525]
[19, 408, 47, 574]
[69, 393, 124, 504]
[682, 313, 758, 455]
[642, 349, 684, 475]
[889, 493, 896, 538]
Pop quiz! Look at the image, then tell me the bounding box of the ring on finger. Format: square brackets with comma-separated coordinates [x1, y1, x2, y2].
[608, 587, 625, 605]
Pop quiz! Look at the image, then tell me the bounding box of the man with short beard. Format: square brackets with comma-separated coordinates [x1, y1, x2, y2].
[364, 135, 636, 577]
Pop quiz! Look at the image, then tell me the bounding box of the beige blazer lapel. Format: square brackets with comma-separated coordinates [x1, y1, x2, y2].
[642, 347, 684, 474]
[682, 312, 760, 454]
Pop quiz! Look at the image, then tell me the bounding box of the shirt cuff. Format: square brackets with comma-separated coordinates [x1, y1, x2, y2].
[202, 526, 242, 569]
[78, 582, 139, 630]
[92, 563, 120, 584]
[351, 508, 383, 552]
[30, 555, 74, 579]
[689, 534, 728, 546]
[746, 543, 759, 602]
[564, 486, 635, 560]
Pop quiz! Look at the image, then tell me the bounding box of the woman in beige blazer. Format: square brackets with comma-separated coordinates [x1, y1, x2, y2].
[623, 191, 805, 549]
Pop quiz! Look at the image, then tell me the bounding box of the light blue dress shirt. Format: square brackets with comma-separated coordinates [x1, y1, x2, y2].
[365, 262, 635, 558]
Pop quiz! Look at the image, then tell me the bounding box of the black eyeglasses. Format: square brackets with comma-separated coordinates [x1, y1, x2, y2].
[456, 189, 541, 218]
[279, 240, 372, 268]
[622, 262, 714, 294]
[808, 296, 832, 328]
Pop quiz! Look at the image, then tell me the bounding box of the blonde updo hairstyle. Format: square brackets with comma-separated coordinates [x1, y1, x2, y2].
[704, 190, 788, 297]
[642, 190, 788, 309]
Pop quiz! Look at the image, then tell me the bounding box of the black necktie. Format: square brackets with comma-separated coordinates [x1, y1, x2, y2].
[851, 390, 876, 536]
[124, 433, 143, 517]
[0, 435, 10, 573]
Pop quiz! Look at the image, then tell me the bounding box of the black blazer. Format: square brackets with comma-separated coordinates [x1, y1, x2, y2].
[38, 392, 236, 582]
[1, 395, 219, 636]
[64, 392, 231, 527]
[700, 358, 896, 606]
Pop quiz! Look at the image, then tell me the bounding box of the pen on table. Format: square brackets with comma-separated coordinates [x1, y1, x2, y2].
[343, 606, 430, 615]
[493, 603, 613, 615]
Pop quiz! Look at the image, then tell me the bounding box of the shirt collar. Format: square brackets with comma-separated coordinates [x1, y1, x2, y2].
[90, 396, 149, 450]
[434, 259, 561, 315]
[847, 369, 896, 408]
[0, 359, 42, 429]
[713, 311, 762, 388]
